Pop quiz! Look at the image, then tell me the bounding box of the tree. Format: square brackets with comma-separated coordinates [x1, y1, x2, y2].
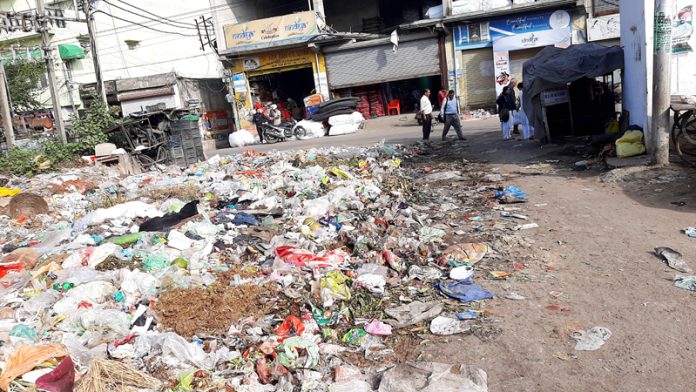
[4, 60, 47, 112]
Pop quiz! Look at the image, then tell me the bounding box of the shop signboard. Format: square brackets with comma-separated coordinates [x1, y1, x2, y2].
[454, 10, 572, 51]
[587, 14, 620, 42]
[223, 11, 321, 52]
[232, 48, 316, 75]
[541, 87, 570, 107]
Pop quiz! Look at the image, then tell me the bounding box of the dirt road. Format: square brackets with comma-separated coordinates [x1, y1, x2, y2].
[414, 128, 696, 391]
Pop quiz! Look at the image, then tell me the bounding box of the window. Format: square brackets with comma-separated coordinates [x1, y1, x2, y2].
[593, 0, 620, 17]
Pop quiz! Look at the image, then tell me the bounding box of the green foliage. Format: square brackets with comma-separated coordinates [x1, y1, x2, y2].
[0, 99, 121, 177]
[0, 147, 50, 176]
[5, 60, 47, 112]
[70, 98, 120, 154]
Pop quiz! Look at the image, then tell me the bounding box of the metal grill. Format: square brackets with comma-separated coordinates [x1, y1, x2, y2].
[593, 0, 620, 17]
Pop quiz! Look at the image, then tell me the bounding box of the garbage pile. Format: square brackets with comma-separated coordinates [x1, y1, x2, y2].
[0, 142, 539, 391]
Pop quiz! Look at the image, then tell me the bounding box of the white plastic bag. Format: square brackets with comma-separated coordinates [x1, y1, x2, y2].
[229, 130, 256, 147]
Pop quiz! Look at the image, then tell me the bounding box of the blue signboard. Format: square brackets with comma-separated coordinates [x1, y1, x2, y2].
[454, 9, 572, 51]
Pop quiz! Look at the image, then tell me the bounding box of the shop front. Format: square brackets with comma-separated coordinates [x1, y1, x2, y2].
[229, 47, 328, 118]
[221, 11, 331, 128]
[322, 35, 443, 118]
[452, 9, 574, 108]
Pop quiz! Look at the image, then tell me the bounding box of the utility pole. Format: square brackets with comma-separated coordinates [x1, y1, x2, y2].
[36, 0, 67, 143]
[652, 0, 674, 166]
[0, 62, 15, 147]
[84, 0, 107, 104]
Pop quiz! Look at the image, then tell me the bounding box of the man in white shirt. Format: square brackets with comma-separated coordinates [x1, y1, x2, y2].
[441, 90, 466, 141]
[420, 89, 433, 140]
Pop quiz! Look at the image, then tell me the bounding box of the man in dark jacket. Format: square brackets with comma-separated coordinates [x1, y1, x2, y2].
[506, 79, 519, 134]
[252, 109, 269, 143]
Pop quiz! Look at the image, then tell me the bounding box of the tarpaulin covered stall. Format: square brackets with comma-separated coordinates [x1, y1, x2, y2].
[523, 44, 624, 141]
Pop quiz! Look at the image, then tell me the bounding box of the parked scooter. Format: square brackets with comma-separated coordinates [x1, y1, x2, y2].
[261, 119, 307, 144]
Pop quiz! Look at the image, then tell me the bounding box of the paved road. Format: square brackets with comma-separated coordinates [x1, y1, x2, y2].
[211, 115, 501, 156]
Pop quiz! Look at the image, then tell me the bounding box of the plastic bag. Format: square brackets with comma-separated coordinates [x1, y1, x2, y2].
[443, 243, 488, 263]
[430, 316, 471, 336]
[320, 270, 351, 308]
[616, 130, 647, 158]
[277, 336, 320, 369]
[35, 356, 75, 392]
[229, 130, 256, 147]
[0, 343, 69, 390]
[435, 279, 494, 302]
[494, 186, 527, 204]
[62, 243, 121, 269]
[275, 316, 305, 337]
[364, 320, 392, 336]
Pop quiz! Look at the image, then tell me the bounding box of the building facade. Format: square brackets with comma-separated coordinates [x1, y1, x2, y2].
[0, 0, 94, 118]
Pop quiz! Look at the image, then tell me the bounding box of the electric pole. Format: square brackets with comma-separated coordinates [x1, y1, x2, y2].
[652, 0, 674, 166]
[36, 0, 67, 144]
[84, 0, 107, 104]
[0, 62, 15, 147]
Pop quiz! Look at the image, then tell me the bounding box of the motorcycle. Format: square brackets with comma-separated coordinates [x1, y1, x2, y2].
[261, 119, 307, 144]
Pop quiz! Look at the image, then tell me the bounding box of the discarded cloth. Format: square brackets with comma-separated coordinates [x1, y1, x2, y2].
[435, 279, 494, 302]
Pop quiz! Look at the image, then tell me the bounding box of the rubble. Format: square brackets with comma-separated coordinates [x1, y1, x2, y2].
[0, 141, 540, 390]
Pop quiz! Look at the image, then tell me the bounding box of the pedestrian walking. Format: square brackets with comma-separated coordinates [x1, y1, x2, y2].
[420, 89, 433, 140]
[440, 90, 466, 141]
[496, 86, 516, 140]
[517, 82, 534, 140]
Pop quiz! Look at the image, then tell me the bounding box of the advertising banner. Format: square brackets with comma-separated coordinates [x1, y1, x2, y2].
[223, 11, 320, 52]
[454, 10, 572, 51]
[493, 51, 511, 96]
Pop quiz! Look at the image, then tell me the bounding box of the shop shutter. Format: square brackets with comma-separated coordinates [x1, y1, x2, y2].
[510, 47, 544, 86]
[326, 39, 440, 89]
[459, 48, 495, 109]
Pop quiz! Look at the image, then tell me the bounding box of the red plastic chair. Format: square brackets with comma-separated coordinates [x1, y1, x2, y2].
[387, 99, 401, 116]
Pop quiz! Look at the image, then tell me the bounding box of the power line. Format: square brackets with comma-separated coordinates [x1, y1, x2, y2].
[100, 0, 198, 31]
[115, 0, 197, 27]
[93, 10, 199, 37]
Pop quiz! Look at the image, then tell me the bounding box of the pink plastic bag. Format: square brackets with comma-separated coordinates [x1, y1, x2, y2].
[364, 320, 392, 336]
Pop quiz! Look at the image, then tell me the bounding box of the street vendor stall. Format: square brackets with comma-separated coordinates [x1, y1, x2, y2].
[523, 44, 624, 142]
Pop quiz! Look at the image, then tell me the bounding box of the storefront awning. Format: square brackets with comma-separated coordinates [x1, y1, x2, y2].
[58, 44, 86, 60]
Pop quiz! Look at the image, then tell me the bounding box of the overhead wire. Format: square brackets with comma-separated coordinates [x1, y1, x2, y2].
[100, 0, 199, 31]
[93, 10, 200, 37]
[115, 0, 197, 28]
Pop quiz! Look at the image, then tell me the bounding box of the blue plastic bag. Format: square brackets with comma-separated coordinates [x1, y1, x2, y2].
[232, 212, 260, 226]
[494, 186, 527, 204]
[435, 279, 494, 302]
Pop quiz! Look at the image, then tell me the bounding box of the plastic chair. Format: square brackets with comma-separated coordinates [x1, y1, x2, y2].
[387, 99, 401, 116]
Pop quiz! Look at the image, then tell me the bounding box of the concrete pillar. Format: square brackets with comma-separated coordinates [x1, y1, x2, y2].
[312, 0, 325, 18]
[620, 0, 654, 145]
[443, 0, 453, 16]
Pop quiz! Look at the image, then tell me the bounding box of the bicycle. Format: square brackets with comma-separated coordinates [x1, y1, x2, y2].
[670, 102, 696, 166]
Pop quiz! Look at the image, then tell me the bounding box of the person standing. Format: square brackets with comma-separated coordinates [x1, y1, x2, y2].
[506, 79, 520, 134]
[269, 104, 282, 126]
[420, 89, 434, 140]
[496, 86, 516, 140]
[441, 90, 466, 141]
[517, 82, 534, 140]
[438, 88, 448, 108]
[252, 109, 269, 143]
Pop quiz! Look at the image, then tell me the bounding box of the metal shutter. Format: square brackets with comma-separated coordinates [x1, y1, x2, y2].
[459, 48, 496, 108]
[326, 39, 440, 89]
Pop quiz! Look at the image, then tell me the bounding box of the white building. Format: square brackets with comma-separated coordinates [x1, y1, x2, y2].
[0, 0, 94, 117]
